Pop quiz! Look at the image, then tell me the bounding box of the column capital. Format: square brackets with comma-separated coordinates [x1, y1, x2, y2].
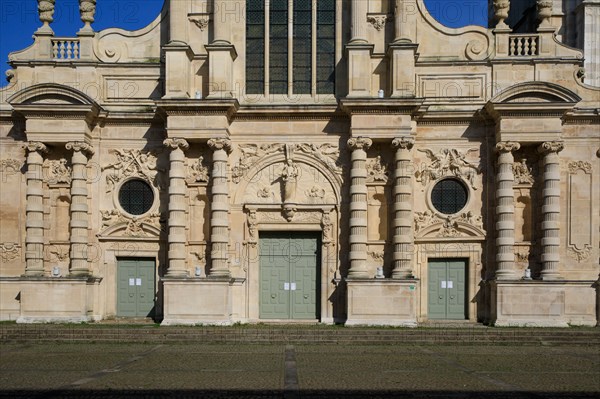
[163, 138, 190, 151]
[66, 141, 94, 156]
[392, 136, 415, 150]
[207, 138, 232, 154]
[495, 141, 520, 153]
[538, 141, 564, 155]
[347, 137, 372, 152]
[23, 141, 48, 155]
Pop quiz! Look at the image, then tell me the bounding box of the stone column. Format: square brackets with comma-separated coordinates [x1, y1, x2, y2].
[495, 141, 520, 280]
[23, 142, 48, 276]
[213, 0, 231, 44]
[538, 141, 564, 280]
[164, 138, 190, 277]
[350, 0, 368, 43]
[347, 137, 372, 278]
[207, 138, 232, 278]
[391, 137, 415, 279]
[169, 0, 186, 43]
[65, 142, 94, 276]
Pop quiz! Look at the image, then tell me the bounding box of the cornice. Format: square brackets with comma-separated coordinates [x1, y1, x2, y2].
[156, 98, 240, 122]
[339, 98, 425, 116]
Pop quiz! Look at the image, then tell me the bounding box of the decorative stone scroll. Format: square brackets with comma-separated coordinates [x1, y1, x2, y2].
[568, 161, 592, 174]
[44, 159, 71, 185]
[102, 148, 163, 192]
[0, 242, 20, 262]
[414, 210, 484, 236]
[366, 156, 389, 183]
[415, 148, 480, 189]
[100, 209, 162, 237]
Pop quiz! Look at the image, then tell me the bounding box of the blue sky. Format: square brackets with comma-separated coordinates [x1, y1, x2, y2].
[0, 0, 488, 88]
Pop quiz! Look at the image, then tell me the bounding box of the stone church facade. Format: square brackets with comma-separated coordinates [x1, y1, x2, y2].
[0, 0, 598, 326]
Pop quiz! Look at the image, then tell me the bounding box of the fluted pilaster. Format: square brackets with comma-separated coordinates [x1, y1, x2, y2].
[66, 142, 94, 276]
[538, 141, 564, 280]
[164, 138, 190, 277]
[23, 142, 48, 276]
[495, 141, 520, 280]
[350, 0, 368, 43]
[208, 138, 232, 278]
[347, 137, 372, 278]
[391, 137, 415, 279]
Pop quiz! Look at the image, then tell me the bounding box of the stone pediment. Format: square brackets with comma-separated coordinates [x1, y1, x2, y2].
[8, 83, 100, 107]
[489, 82, 581, 105]
[97, 215, 163, 240]
[414, 211, 485, 241]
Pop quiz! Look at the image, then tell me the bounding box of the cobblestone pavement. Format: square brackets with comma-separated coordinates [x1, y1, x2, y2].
[0, 342, 598, 398]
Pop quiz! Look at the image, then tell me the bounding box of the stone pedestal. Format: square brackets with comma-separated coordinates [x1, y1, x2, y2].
[206, 43, 237, 99]
[490, 280, 597, 327]
[16, 277, 100, 323]
[388, 43, 418, 98]
[346, 279, 418, 326]
[161, 278, 232, 325]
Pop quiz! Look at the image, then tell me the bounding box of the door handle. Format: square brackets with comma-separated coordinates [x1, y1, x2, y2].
[304, 294, 308, 299]
[439, 295, 443, 299]
[129, 293, 134, 298]
[271, 294, 276, 299]
[450, 296, 455, 299]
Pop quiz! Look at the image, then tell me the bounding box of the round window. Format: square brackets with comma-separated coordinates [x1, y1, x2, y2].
[431, 179, 468, 215]
[118, 179, 154, 216]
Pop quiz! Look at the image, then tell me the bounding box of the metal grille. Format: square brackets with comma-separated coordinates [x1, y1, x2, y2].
[119, 179, 154, 216]
[431, 179, 468, 215]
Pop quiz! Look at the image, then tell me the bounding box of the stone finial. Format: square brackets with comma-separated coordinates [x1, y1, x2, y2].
[79, 0, 97, 32]
[347, 137, 373, 152]
[537, 0, 553, 28]
[493, 0, 510, 29]
[37, 0, 55, 34]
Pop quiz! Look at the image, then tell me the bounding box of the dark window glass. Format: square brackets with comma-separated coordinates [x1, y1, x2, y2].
[246, 0, 265, 94]
[119, 179, 154, 216]
[317, 0, 335, 94]
[293, 0, 312, 94]
[431, 179, 468, 214]
[269, 0, 288, 94]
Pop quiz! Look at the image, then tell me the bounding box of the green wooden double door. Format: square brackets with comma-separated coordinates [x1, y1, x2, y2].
[117, 258, 156, 318]
[428, 259, 468, 320]
[259, 232, 320, 320]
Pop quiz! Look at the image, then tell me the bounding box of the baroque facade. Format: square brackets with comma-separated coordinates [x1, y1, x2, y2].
[0, 0, 599, 327]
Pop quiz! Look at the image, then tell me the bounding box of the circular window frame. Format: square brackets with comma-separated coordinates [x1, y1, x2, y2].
[426, 177, 471, 217]
[114, 177, 158, 218]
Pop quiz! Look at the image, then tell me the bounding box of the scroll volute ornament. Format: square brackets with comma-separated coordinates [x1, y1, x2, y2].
[347, 137, 373, 152]
[24, 141, 49, 155]
[538, 141, 564, 155]
[207, 138, 233, 154]
[163, 138, 190, 151]
[392, 137, 414, 150]
[495, 141, 520, 153]
[493, 0, 510, 29]
[66, 141, 95, 157]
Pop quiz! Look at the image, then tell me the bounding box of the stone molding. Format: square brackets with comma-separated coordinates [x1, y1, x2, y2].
[0, 243, 21, 262]
[102, 148, 163, 192]
[415, 147, 480, 190]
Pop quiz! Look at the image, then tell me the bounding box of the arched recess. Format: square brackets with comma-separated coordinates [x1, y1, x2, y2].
[490, 81, 582, 104]
[233, 152, 343, 206]
[8, 83, 102, 107]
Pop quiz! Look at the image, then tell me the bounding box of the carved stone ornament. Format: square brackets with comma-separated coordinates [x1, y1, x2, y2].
[392, 137, 415, 150]
[102, 149, 163, 192]
[233, 143, 341, 183]
[437, 217, 462, 238]
[416, 148, 480, 189]
[414, 210, 483, 234]
[5, 69, 14, 83]
[163, 138, 190, 151]
[322, 210, 333, 246]
[79, 0, 96, 25]
[283, 205, 297, 222]
[187, 156, 209, 183]
[538, 141, 564, 155]
[493, 0, 510, 29]
[189, 17, 209, 31]
[495, 141, 521, 153]
[43, 159, 72, 185]
[257, 186, 274, 199]
[101, 209, 162, 237]
[414, 210, 437, 233]
[48, 244, 69, 262]
[366, 156, 389, 183]
[0, 242, 20, 262]
[38, 0, 55, 25]
[24, 141, 49, 155]
[281, 159, 300, 203]
[306, 186, 325, 199]
[513, 159, 535, 185]
[66, 141, 95, 156]
[368, 251, 385, 260]
[0, 159, 22, 173]
[347, 137, 373, 152]
[515, 246, 531, 263]
[568, 245, 592, 263]
[568, 161, 592, 174]
[247, 210, 258, 247]
[537, 0, 553, 25]
[367, 15, 389, 31]
[207, 138, 233, 154]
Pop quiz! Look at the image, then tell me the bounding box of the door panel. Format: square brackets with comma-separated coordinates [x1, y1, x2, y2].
[117, 258, 156, 317]
[428, 259, 467, 320]
[259, 232, 319, 320]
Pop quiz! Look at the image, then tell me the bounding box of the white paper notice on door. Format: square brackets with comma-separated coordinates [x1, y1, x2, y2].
[136, 278, 142, 286]
[441, 281, 447, 289]
[447, 281, 453, 289]
[129, 278, 135, 286]
[284, 282, 290, 291]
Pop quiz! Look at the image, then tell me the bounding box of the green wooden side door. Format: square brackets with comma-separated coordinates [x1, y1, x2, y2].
[117, 258, 156, 317]
[428, 259, 467, 320]
[259, 232, 320, 320]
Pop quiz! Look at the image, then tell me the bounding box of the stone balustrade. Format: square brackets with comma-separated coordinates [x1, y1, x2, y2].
[509, 35, 540, 57]
[52, 39, 81, 60]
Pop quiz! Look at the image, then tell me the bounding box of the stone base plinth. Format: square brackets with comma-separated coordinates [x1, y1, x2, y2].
[490, 280, 597, 327]
[16, 277, 98, 323]
[345, 279, 419, 326]
[161, 278, 233, 325]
